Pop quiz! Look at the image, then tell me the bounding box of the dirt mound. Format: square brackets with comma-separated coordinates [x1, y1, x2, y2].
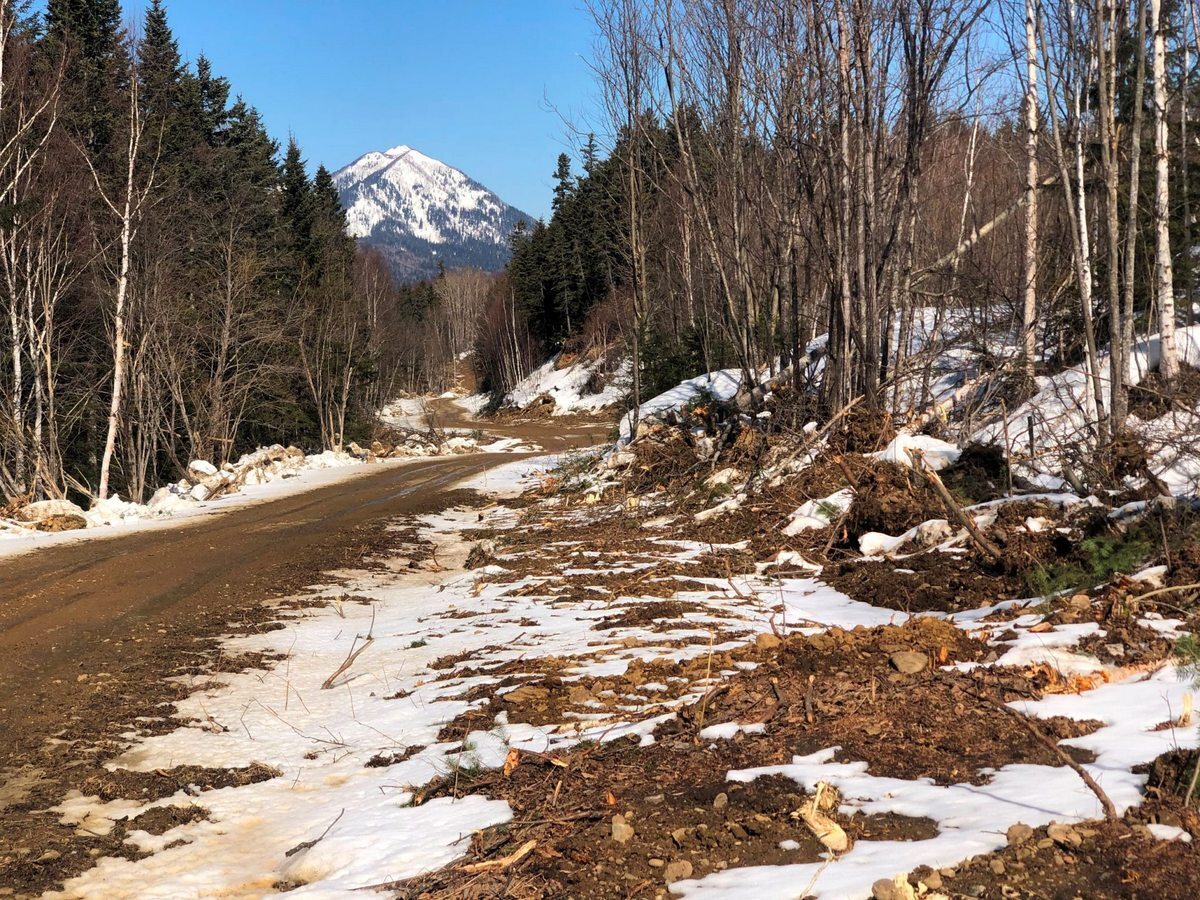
[940, 442, 1017, 504]
[778, 616, 987, 676]
[824, 552, 1026, 613]
[402, 738, 935, 898]
[664, 619, 1100, 786]
[940, 816, 1200, 900]
[843, 462, 943, 538]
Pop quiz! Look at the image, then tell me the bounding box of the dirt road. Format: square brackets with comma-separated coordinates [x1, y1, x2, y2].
[0, 412, 607, 763]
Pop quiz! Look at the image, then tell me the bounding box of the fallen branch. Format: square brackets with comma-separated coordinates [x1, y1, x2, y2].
[942, 674, 1118, 820]
[285, 808, 344, 857]
[1131, 581, 1200, 604]
[906, 449, 1002, 563]
[321, 606, 377, 690]
[460, 838, 537, 873]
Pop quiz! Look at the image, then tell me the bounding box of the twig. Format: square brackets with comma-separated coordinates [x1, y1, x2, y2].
[321, 606, 376, 690]
[1132, 582, 1200, 604]
[284, 808, 344, 857]
[460, 839, 537, 873]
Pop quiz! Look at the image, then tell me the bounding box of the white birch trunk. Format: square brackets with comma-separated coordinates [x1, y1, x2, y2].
[1152, 0, 1178, 381]
[1023, 0, 1039, 380]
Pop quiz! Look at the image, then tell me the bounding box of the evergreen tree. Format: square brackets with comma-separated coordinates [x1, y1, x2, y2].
[551, 153, 573, 215]
[582, 133, 599, 176]
[310, 163, 355, 278]
[46, 0, 127, 157]
[138, 0, 182, 124]
[280, 137, 314, 267]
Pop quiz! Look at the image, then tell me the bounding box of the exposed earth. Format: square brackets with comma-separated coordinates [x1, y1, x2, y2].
[3, 397, 1200, 900]
[0, 410, 608, 898]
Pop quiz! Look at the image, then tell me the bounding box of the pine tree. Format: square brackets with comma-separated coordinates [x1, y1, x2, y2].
[552, 153, 573, 215]
[139, 0, 182, 123]
[310, 163, 355, 277]
[582, 133, 599, 176]
[46, 0, 127, 157]
[223, 99, 279, 188]
[281, 137, 314, 267]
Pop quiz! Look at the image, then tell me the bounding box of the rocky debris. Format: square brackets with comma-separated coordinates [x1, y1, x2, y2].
[663, 859, 693, 883]
[14, 499, 89, 531]
[1046, 821, 1083, 849]
[872, 874, 917, 900]
[0, 425, 509, 538]
[888, 650, 929, 675]
[1006, 822, 1034, 846]
[611, 814, 634, 844]
[500, 684, 550, 705]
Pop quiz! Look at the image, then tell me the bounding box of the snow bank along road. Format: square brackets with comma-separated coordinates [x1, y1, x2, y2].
[0, 415, 603, 767]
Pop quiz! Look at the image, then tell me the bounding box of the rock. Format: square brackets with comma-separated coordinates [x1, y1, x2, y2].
[888, 651, 928, 674]
[1104, 643, 1126, 659]
[989, 859, 1005, 875]
[1006, 823, 1034, 846]
[755, 633, 782, 652]
[712, 792, 728, 811]
[1066, 593, 1092, 611]
[189, 482, 211, 502]
[567, 684, 594, 704]
[611, 814, 634, 844]
[15, 498, 86, 524]
[871, 874, 916, 900]
[648, 858, 665, 867]
[501, 684, 550, 704]
[921, 871, 943, 890]
[664, 860, 693, 884]
[186, 459, 218, 479]
[604, 449, 637, 470]
[645, 793, 665, 805]
[1047, 822, 1082, 848]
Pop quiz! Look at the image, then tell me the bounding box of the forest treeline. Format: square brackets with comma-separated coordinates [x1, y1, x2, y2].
[0, 0, 489, 505]
[485, 0, 1200, 450]
[7, 0, 1200, 505]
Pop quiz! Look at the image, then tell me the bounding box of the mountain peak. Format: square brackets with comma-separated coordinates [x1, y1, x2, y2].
[333, 144, 532, 281]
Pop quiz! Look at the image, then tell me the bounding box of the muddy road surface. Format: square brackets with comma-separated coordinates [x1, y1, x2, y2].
[0, 413, 608, 765]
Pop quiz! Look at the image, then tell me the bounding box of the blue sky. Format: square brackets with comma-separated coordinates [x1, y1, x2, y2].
[129, 1, 601, 219]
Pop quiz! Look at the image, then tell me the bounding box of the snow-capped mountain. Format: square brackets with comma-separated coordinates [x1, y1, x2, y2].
[333, 145, 533, 281]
